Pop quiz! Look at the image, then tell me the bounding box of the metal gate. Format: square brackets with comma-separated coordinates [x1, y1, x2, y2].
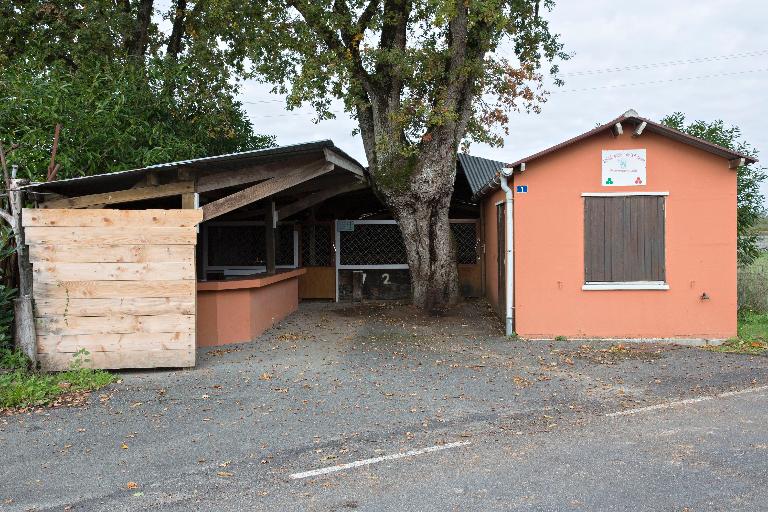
[334, 219, 479, 301]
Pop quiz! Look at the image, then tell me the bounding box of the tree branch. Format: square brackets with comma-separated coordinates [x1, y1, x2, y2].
[289, 0, 376, 96]
[126, 0, 155, 57]
[0, 209, 13, 229]
[166, 0, 187, 60]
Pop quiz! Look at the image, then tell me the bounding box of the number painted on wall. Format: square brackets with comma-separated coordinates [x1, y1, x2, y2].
[382, 273, 391, 285]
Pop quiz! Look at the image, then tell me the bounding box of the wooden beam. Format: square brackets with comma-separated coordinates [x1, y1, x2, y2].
[611, 123, 623, 137]
[323, 148, 365, 177]
[729, 157, 745, 169]
[181, 192, 198, 209]
[277, 180, 367, 220]
[633, 121, 647, 137]
[196, 158, 324, 193]
[265, 200, 276, 275]
[40, 181, 194, 209]
[201, 162, 333, 221]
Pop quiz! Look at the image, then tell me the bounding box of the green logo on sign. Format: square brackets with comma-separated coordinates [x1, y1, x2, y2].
[605, 177, 614, 185]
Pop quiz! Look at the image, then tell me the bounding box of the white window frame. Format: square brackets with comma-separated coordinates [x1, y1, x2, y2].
[581, 192, 669, 291]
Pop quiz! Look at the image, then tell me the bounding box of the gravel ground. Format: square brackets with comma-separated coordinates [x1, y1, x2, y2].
[1, 300, 767, 511]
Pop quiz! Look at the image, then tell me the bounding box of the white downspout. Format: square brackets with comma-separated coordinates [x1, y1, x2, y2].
[498, 168, 515, 336]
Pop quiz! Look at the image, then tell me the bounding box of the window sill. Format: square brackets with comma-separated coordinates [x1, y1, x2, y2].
[582, 282, 669, 291]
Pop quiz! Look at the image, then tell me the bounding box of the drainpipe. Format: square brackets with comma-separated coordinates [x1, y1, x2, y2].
[498, 168, 515, 336]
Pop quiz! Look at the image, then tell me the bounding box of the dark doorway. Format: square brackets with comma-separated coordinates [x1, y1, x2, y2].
[496, 203, 505, 315]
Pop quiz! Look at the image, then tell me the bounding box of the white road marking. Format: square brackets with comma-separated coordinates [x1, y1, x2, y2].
[289, 441, 471, 480]
[606, 384, 768, 417]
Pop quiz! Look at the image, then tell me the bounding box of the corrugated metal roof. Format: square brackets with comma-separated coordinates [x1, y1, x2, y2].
[473, 110, 759, 201]
[457, 153, 506, 195]
[24, 140, 365, 194]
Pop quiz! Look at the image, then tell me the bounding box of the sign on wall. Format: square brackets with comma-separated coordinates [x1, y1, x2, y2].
[601, 149, 646, 186]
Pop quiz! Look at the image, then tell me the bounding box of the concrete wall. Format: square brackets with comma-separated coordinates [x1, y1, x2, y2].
[482, 129, 737, 339]
[197, 269, 305, 347]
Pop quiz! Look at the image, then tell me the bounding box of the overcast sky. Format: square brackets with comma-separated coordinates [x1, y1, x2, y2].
[236, 0, 768, 201]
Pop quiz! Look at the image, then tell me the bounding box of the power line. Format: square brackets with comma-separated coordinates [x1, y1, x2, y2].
[239, 67, 768, 118]
[558, 67, 768, 93]
[560, 49, 768, 76]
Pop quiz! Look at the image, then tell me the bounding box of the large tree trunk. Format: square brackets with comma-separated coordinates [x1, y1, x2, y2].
[377, 138, 461, 313]
[391, 192, 460, 313]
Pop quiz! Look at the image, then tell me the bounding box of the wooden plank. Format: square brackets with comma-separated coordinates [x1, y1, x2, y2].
[23, 208, 202, 227]
[33, 279, 195, 299]
[29, 244, 195, 263]
[202, 162, 333, 221]
[39, 181, 195, 209]
[298, 267, 336, 299]
[35, 297, 195, 317]
[38, 349, 194, 371]
[610, 197, 625, 281]
[25, 226, 197, 245]
[322, 148, 365, 177]
[277, 180, 367, 220]
[36, 314, 195, 336]
[657, 197, 667, 281]
[33, 261, 195, 281]
[584, 197, 604, 282]
[37, 332, 194, 353]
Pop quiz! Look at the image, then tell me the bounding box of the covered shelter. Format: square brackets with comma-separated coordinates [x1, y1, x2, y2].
[21, 141, 491, 369]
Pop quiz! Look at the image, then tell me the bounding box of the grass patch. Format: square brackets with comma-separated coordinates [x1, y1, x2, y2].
[710, 311, 768, 355]
[0, 348, 116, 410]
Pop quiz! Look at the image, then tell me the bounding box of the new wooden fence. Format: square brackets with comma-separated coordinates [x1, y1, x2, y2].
[22, 209, 202, 370]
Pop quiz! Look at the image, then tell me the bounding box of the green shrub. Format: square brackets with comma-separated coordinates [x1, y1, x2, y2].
[738, 253, 768, 313]
[0, 349, 116, 409]
[0, 284, 16, 350]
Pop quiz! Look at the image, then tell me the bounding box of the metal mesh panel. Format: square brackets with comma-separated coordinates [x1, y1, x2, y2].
[451, 222, 478, 264]
[339, 223, 407, 265]
[301, 224, 333, 266]
[208, 224, 294, 267]
[207, 225, 265, 266]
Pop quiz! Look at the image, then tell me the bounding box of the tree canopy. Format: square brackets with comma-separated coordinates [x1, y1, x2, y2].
[215, 0, 565, 310]
[661, 113, 766, 264]
[0, 1, 273, 181]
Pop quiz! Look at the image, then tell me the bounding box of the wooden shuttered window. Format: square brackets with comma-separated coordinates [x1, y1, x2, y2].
[584, 196, 665, 283]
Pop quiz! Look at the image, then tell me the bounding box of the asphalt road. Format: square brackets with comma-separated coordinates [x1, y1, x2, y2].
[2, 301, 767, 511]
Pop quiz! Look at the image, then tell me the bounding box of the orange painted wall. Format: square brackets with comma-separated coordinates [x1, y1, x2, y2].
[483, 129, 737, 339]
[196, 269, 305, 347]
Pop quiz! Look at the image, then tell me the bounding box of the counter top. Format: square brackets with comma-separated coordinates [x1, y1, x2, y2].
[197, 268, 307, 292]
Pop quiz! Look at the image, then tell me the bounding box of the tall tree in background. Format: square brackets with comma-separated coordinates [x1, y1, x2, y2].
[220, 0, 565, 311]
[0, 1, 273, 181]
[662, 113, 766, 264]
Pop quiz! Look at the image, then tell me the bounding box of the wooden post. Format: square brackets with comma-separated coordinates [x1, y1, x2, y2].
[9, 179, 37, 364]
[265, 200, 276, 275]
[181, 192, 197, 209]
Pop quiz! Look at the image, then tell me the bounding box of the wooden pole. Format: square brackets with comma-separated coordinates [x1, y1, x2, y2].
[265, 200, 276, 275]
[9, 179, 37, 364]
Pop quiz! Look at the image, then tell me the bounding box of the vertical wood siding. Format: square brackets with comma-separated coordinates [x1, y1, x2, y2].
[584, 196, 665, 282]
